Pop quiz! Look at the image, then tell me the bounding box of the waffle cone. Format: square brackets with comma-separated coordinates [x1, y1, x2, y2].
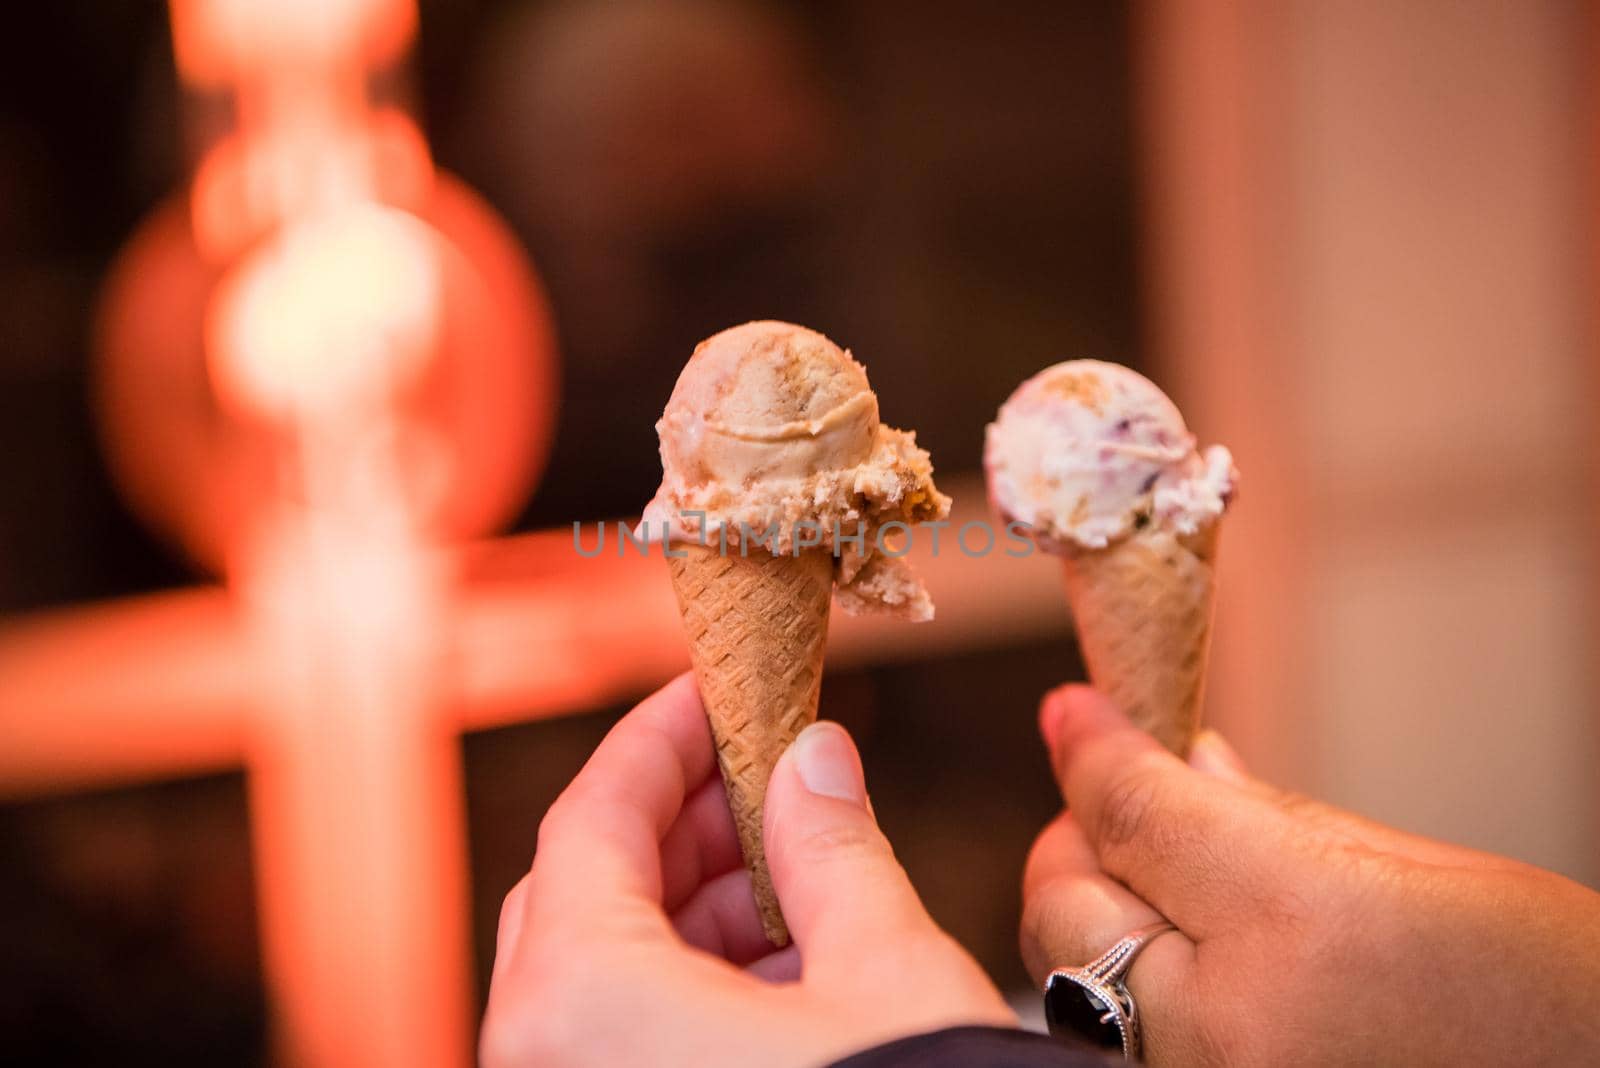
[667, 541, 833, 946]
[1060, 524, 1220, 755]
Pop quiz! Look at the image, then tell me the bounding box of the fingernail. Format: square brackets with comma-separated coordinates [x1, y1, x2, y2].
[1189, 729, 1250, 782]
[790, 722, 867, 806]
[1048, 685, 1126, 752]
[1039, 689, 1069, 751]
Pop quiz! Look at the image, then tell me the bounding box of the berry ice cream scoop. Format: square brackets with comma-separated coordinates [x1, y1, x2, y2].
[984, 359, 1234, 552]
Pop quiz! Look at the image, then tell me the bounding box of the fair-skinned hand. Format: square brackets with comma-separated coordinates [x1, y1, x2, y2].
[482, 673, 1014, 1067]
[1022, 685, 1600, 1066]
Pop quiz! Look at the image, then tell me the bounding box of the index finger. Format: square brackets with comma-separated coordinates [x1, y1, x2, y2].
[525, 673, 715, 927]
[1044, 685, 1299, 937]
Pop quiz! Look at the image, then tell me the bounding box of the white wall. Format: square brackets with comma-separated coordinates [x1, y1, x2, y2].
[1141, 0, 1598, 884]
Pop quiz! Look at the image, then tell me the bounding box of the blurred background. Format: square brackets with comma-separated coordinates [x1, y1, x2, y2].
[0, 1, 1595, 1065]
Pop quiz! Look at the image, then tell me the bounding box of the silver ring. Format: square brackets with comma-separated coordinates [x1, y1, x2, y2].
[1043, 920, 1177, 1059]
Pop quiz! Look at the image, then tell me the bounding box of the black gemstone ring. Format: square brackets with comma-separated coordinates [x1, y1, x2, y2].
[1043, 921, 1177, 1060]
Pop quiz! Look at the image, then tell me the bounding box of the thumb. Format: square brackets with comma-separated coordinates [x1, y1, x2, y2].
[763, 722, 939, 971]
[1039, 685, 1300, 939]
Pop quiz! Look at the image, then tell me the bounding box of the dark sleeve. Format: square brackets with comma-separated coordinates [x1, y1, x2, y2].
[827, 1026, 1116, 1068]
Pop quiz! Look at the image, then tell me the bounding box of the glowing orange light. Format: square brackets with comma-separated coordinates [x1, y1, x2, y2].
[21, 0, 564, 1062]
[81, 2, 520, 1065]
[175, 0, 483, 1060]
[190, 109, 434, 263]
[207, 205, 443, 422]
[170, 0, 416, 87]
[93, 175, 557, 575]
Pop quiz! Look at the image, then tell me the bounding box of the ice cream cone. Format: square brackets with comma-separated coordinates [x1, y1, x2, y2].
[1059, 523, 1220, 755]
[667, 540, 833, 946]
[648, 321, 948, 942]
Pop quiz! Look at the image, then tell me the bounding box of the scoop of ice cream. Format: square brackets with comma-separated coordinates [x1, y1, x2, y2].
[652, 320, 879, 493]
[643, 320, 949, 618]
[984, 360, 1235, 551]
